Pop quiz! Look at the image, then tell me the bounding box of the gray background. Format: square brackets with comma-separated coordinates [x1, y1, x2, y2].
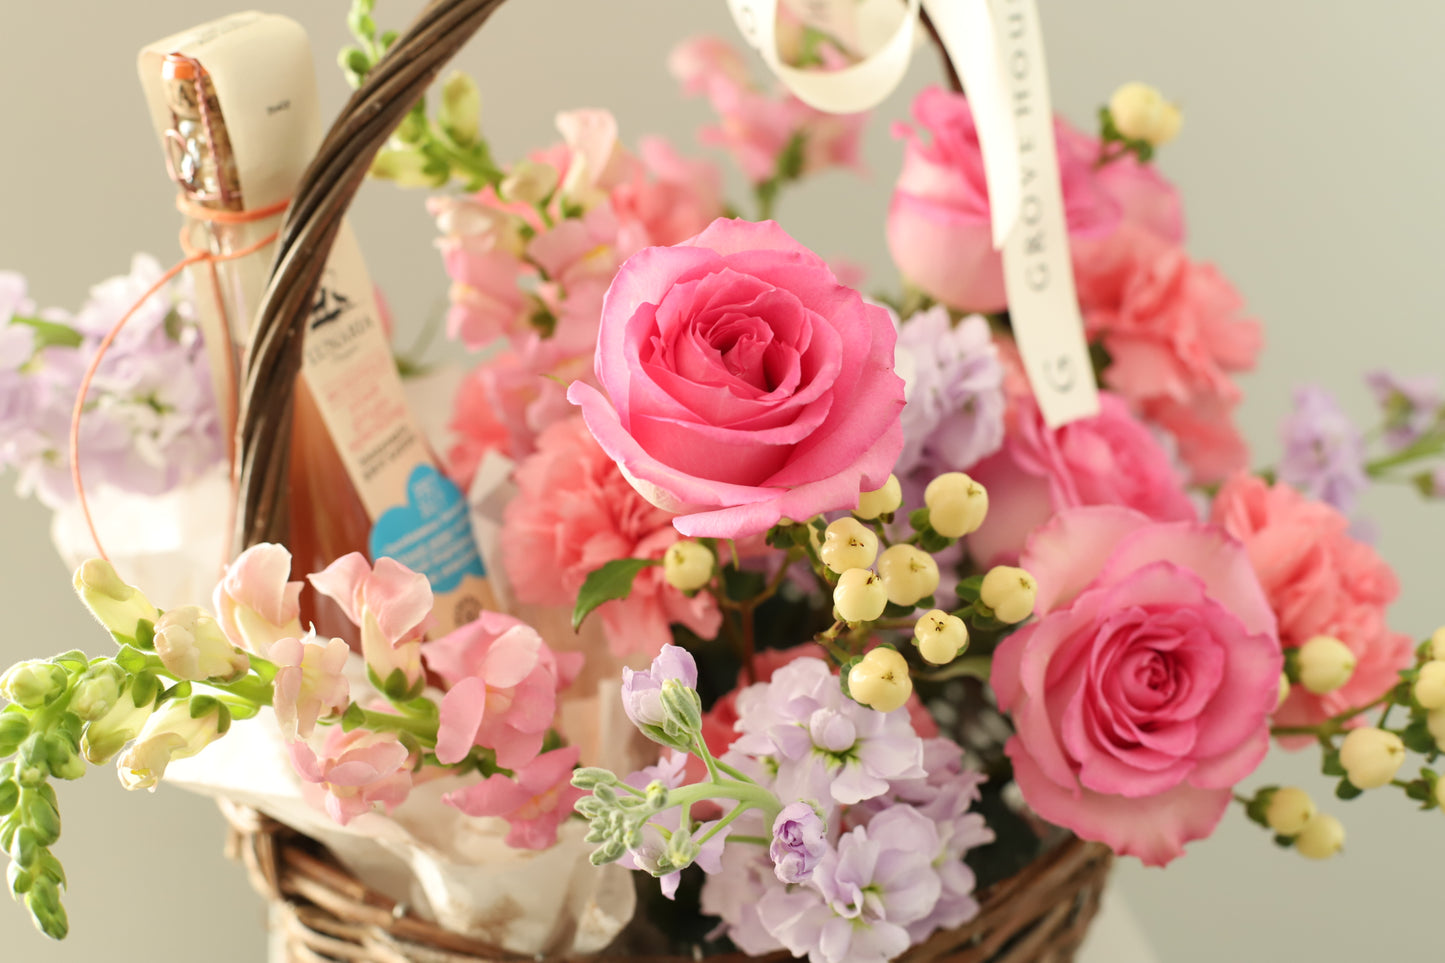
[2, 0, 1443, 959]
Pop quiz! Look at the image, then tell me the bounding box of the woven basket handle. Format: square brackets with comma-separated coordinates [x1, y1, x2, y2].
[232, 0, 504, 555]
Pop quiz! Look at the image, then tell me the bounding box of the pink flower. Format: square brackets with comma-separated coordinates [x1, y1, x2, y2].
[1074, 224, 1262, 484]
[425, 611, 583, 770]
[611, 137, 726, 251]
[967, 392, 1197, 568]
[1210, 476, 1414, 739]
[289, 727, 414, 826]
[309, 554, 434, 693]
[453, 338, 597, 466]
[442, 746, 585, 850]
[991, 506, 1281, 866]
[271, 634, 351, 741]
[555, 109, 635, 206]
[886, 88, 1180, 313]
[502, 416, 723, 658]
[446, 370, 514, 493]
[429, 195, 532, 351]
[670, 36, 865, 184]
[568, 218, 904, 538]
[213, 543, 304, 658]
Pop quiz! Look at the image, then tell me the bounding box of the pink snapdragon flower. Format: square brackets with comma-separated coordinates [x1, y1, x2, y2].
[289, 727, 414, 827]
[502, 416, 723, 658]
[271, 634, 351, 741]
[213, 543, 304, 659]
[309, 554, 435, 693]
[443, 746, 585, 850]
[669, 35, 866, 184]
[425, 611, 583, 770]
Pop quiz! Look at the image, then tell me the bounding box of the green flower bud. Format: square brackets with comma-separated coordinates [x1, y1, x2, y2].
[80, 685, 157, 765]
[10, 826, 40, 868]
[42, 732, 84, 782]
[0, 711, 31, 756]
[7, 859, 31, 897]
[438, 71, 482, 147]
[70, 663, 125, 722]
[23, 792, 60, 847]
[570, 767, 619, 790]
[659, 678, 703, 737]
[72, 559, 158, 640]
[116, 698, 227, 791]
[0, 779, 17, 816]
[0, 662, 69, 709]
[644, 779, 670, 813]
[370, 148, 445, 189]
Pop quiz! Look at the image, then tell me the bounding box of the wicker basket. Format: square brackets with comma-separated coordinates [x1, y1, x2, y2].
[229, 1, 1115, 960]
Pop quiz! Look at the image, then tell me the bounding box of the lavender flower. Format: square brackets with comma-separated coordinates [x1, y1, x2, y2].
[729, 658, 925, 806]
[771, 801, 827, 883]
[1367, 370, 1441, 450]
[1278, 385, 1367, 515]
[620, 644, 700, 749]
[894, 308, 1005, 477]
[699, 842, 789, 956]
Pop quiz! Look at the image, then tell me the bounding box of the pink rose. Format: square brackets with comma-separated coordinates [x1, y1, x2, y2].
[1210, 476, 1414, 739]
[502, 416, 722, 658]
[968, 392, 1197, 567]
[886, 88, 1180, 313]
[568, 218, 904, 538]
[1074, 224, 1262, 484]
[992, 506, 1281, 865]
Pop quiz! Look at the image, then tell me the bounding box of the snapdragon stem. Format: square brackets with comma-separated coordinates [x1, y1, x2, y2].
[356, 708, 437, 745]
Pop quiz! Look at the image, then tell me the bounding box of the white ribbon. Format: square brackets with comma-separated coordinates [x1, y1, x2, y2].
[725, 0, 1098, 427]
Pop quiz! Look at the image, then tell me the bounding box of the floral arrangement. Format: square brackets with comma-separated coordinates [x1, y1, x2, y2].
[2, 4, 1444, 961]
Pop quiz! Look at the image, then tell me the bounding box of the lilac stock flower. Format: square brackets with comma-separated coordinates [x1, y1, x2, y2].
[1367, 370, 1441, 450]
[1278, 385, 1368, 515]
[621, 643, 698, 731]
[0, 259, 223, 508]
[760, 808, 942, 963]
[894, 307, 1005, 477]
[618, 811, 731, 899]
[729, 658, 925, 806]
[771, 801, 827, 883]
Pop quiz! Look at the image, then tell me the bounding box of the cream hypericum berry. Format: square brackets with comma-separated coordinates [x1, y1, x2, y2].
[923, 472, 988, 538]
[1108, 82, 1183, 147]
[1276, 673, 1291, 710]
[979, 565, 1037, 624]
[1338, 727, 1406, 790]
[877, 544, 940, 607]
[1265, 787, 1316, 836]
[854, 474, 902, 520]
[664, 540, 715, 592]
[1296, 635, 1356, 695]
[847, 647, 913, 713]
[1415, 661, 1445, 710]
[914, 609, 967, 665]
[819, 518, 880, 575]
[1431, 626, 1445, 661]
[833, 568, 888, 623]
[1294, 812, 1345, 860]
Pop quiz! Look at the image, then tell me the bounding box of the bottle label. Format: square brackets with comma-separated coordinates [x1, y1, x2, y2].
[370, 464, 487, 594]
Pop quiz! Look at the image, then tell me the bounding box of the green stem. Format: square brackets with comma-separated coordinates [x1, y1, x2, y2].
[1365, 434, 1445, 477]
[669, 780, 780, 821]
[356, 708, 438, 746]
[727, 834, 770, 846]
[1270, 694, 1393, 739]
[693, 733, 723, 785]
[715, 759, 758, 785]
[697, 801, 752, 845]
[917, 654, 991, 683]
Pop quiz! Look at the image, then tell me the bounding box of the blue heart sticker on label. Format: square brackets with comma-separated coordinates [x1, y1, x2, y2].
[369, 464, 486, 593]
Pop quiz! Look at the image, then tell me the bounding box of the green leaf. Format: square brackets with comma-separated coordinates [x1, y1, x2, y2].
[132, 619, 155, 651]
[908, 508, 932, 532]
[1271, 833, 1295, 850]
[114, 646, 147, 674]
[1335, 777, 1363, 801]
[1401, 719, 1436, 755]
[573, 559, 662, 631]
[9, 316, 82, 351]
[340, 702, 366, 733]
[1320, 748, 1345, 777]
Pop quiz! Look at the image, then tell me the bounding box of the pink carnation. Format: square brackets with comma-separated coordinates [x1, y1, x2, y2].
[611, 137, 726, 251]
[992, 506, 1281, 866]
[1210, 475, 1415, 738]
[426, 611, 583, 770]
[443, 746, 585, 850]
[290, 727, 414, 827]
[502, 415, 722, 658]
[1074, 224, 1262, 484]
[451, 337, 597, 466]
[967, 392, 1197, 568]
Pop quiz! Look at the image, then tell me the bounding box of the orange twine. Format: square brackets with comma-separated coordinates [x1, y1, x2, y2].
[68, 196, 288, 562]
